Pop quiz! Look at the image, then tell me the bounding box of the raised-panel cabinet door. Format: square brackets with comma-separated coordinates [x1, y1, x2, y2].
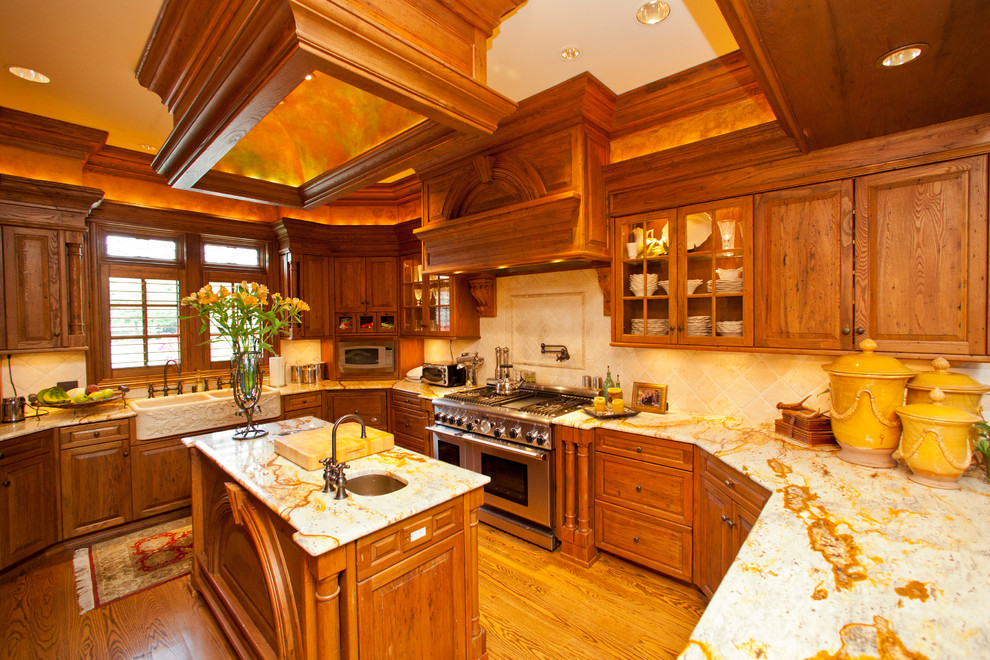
[131, 438, 192, 519]
[854, 156, 988, 355]
[0, 454, 57, 569]
[60, 440, 132, 538]
[755, 181, 854, 350]
[2, 226, 63, 350]
[299, 255, 332, 337]
[366, 257, 397, 311]
[695, 476, 733, 598]
[334, 257, 366, 310]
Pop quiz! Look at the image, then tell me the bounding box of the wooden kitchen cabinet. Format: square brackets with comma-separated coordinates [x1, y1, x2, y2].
[399, 254, 479, 338]
[282, 391, 324, 420]
[281, 253, 333, 338]
[853, 156, 987, 356]
[613, 196, 753, 347]
[2, 226, 63, 350]
[694, 449, 769, 598]
[594, 429, 694, 581]
[755, 181, 854, 351]
[59, 419, 132, 539]
[389, 389, 431, 455]
[334, 257, 397, 334]
[327, 390, 388, 431]
[0, 430, 57, 570]
[130, 436, 191, 519]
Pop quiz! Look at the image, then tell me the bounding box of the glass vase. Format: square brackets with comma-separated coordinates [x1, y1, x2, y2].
[232, 350, 267, 439]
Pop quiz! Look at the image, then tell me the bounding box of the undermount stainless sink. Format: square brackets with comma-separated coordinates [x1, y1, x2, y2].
[127, 386, 281, 440]
[346, 473, 407, 496]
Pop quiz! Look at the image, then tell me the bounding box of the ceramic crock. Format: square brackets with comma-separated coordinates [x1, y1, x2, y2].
[822, 338, 915, 468]
[906, 357, 989, 416]
[896, 388, 979, 489]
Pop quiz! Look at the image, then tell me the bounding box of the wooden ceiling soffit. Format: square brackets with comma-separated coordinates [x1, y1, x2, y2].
[273, 217, 401, 255]
[137, 0, 520, 195]
[717, 0, 990, 153]
[0, 175, 105, 230]
[0, 107, 108, 162]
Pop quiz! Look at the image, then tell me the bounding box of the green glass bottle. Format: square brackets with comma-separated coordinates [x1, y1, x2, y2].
[602, 366, 614, 404]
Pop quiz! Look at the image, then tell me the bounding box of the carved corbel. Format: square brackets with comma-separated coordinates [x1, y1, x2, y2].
[467, 276, 497, 317]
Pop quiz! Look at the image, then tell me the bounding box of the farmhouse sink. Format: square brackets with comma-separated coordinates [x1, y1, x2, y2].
[128, 386, 281, 440]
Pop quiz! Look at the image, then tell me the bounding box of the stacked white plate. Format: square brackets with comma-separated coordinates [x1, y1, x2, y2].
[686, 279, 704, 294]
[707, 278, 744, 293]
[631, 318, 670, 335]
[629, 273, 659, 297]
[658, 280, 670, 294]
[686, 315, 712, 336]
[716, 320, 744, 337]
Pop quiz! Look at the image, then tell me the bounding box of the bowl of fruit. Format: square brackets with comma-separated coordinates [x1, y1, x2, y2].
[31, 384, 129, 409]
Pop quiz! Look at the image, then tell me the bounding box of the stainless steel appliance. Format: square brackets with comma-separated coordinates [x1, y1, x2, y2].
[421, 362, 466, 387]
[429, 382, 592, 549]
[1, 397, 26, 423]
[336, 340, 395, 375]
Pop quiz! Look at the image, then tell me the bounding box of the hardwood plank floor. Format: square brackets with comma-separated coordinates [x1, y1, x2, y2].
[0, 525, 706, 659]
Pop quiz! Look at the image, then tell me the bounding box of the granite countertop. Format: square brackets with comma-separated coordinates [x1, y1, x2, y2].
[0, 403, 134, 442]
[181, 416, 489, 557]
[277, 378, 467, 400]
[552, 410, 990, 659]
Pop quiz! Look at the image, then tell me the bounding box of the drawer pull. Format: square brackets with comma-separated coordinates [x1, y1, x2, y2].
[635, 485, 642, 492]
[723, 479, 734, 488]
[94, 431, 101, 438]
[636, 446, 643, 453]
[633, 536, 640, 543]
[1, 480, 9, 488]
[123, 451, 129, 457]
[720, 514, 736, 528]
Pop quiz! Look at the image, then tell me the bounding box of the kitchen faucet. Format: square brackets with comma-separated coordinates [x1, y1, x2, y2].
[162, 359, 182, 397]
[494, 346, 518, 394]
[321, 414, 366, 500]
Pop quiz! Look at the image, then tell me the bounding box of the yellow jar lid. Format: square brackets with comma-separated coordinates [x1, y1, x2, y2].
[822, 338, 915, 378]
[896, 388, 982, 425]
[907, 357, 990, 394]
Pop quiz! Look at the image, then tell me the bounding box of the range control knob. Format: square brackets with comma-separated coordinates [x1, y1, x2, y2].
[464, 418, 473, 431]
[539, 433, 551, 446]
[509, 426, 522, 439]
[437, 412, 448, 424]
[525, 429, 537, 444]
[493, 426, 506, 438]
[478, 419, 492, 434]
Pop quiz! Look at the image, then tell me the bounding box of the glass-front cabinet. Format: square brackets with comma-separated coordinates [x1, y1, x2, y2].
[613, 196, 753, 346]
[400, 255, 454, 336]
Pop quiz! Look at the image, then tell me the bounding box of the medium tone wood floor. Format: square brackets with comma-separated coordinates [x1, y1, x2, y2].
[0, 525, 706, 659]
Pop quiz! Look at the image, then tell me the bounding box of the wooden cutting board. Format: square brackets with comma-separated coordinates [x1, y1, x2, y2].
[274, 423, 394, 471]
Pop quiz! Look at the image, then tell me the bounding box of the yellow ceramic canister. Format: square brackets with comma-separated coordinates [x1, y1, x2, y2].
[906, 357, 989, 415]
[896, 388, 980, 489]
[822, 338, 915, 468]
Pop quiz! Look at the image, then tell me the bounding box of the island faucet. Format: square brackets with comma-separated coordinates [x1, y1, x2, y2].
[321, 414, 367, 500]
[162, 359, 182, 397]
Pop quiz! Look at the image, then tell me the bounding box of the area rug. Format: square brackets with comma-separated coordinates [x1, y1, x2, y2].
[73, 517, 193, 614]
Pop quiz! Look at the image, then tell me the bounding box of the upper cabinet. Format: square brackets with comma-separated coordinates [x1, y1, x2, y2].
[754, 181, 854, 351]
[334, 257, 397, 335]
[281, 253, 333, 338]
[853, 157, 987, 356]
[614, 197, 753, 347]
[0, 175, 103, 352]
[399, 255, 479, 338]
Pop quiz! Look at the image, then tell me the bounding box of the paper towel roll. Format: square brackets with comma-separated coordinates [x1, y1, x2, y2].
[269, 356, 286, 387]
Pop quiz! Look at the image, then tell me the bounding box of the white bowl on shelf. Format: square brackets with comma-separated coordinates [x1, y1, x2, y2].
[686, 279, 704, 294]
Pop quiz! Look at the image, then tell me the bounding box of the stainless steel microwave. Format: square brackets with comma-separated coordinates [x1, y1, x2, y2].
[337, 340, 395, 374]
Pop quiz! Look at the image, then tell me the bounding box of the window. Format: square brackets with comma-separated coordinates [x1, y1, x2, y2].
[106, 234, 178, 261]
[108, 276, 180, 368]
[206, 280, 236, 363]
[204, 243, 260, 267]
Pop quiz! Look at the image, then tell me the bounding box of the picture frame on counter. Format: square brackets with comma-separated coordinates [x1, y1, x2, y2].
[632, 382, 668, 413]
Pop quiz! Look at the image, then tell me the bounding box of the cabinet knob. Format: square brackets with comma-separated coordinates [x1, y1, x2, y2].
[94, 431, 100, 438]
[1, 480, 9, 488]
[633, 536, 640, 543]
[677, 325, 684, 332]
[842, 327, 851, 335]
[723, 479, 734, 488]
[636, 446, 643, 453]
[53, 331, 61, 337]
[123, 451, 129, 457]
[635, 485, 642, 492]
[856, 327, 866, 335]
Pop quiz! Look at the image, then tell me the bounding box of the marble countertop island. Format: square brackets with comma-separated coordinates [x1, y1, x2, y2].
[553, 410, 990, 659]
[181, 416, 489, 557]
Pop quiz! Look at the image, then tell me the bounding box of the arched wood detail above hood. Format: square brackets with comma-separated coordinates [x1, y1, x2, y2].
[442, 154, 547, 221]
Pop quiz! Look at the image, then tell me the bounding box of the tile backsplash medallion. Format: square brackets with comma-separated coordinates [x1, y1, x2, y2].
[431, 269, 990, 423]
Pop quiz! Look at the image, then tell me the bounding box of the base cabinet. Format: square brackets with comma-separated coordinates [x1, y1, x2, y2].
[58, 419, 133, 539]
[0, 430, 57, 570]
[328, 390, 388, 431]
[131, 437, 191, 519]
[694, 449, 769, 598]
[389, 390, 430, 455]
[281, 391, 324, 420]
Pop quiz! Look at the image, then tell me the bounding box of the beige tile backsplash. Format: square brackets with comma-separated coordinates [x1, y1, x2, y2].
[6, 269, 988, 423]
[429, 269, 990, 423]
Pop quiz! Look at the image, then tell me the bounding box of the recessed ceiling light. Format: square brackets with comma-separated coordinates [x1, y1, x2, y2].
[139, 144, 158, 153]
[560, 46, 581, 62]
[636, 1, 671, 26]
[877, 43, 928, 68]
[7, 66, 51, 84]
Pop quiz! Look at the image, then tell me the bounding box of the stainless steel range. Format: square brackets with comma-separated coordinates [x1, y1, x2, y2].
[429, 382, 593, 550]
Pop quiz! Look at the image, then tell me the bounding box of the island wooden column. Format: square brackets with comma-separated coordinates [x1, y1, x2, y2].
[555, 426, 598, 566]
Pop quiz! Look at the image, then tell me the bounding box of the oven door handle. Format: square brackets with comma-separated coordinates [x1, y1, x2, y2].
[428, 426, 549, 460]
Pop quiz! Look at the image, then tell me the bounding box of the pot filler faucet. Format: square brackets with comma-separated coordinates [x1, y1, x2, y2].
[321, 414, 366, 500]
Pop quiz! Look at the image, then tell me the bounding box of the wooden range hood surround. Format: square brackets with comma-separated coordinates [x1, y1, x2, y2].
[414, 74, 616, 275]
[137, 0, 523, 209]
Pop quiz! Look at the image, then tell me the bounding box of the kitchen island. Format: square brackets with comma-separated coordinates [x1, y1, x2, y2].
[182, 417, 490, 660]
